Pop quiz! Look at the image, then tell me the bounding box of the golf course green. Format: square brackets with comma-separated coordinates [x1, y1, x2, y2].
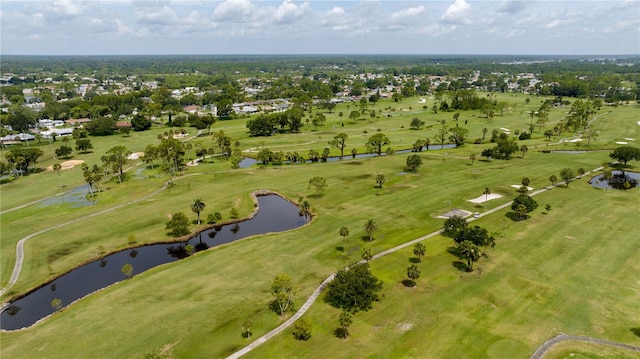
[1, 93, 638, 358]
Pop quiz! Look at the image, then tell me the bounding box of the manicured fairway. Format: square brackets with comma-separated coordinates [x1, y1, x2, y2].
[1, 98, 638, 359]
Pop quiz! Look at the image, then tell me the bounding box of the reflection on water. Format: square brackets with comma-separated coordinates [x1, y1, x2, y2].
[588, 171, 639, 190]
[1, 195, 308, 331]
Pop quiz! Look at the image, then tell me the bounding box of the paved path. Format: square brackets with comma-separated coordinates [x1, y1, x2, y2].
[0, 174, 201, 297]
[530, 334, 640, 359]
[224, 166, 605, 358]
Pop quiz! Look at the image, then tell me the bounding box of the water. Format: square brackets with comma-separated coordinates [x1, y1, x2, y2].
[588, 171, 640, 190]
[1, 194, 307, 330]
[38, 184, 95, 208]
[242, 144, 457, 166]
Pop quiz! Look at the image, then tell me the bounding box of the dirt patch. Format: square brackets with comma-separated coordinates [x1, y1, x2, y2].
[47, 160, 85, 171]
[438, 209, 472, 219]
[396, 322, 414, 331]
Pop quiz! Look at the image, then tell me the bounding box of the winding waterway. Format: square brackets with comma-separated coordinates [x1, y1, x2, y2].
[1, 194, 308, 331]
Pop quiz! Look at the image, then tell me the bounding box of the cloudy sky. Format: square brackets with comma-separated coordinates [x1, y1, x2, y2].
[1, 0, 638, 55]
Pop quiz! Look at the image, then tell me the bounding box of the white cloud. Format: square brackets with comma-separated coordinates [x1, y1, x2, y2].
[389, 5, 426, 22]
[213, 0, 256, 22]
[441, 0, 471, 25]
[273, 0, 311, 25]
[52, 0, 84, 16]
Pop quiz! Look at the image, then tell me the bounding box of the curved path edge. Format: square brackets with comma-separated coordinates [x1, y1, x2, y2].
[0, 173, 202, 298]
[225, 166, 607, 359]
[530, 334, 640, 359]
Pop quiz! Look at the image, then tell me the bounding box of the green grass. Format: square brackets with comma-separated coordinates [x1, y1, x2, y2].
[1, 96, 638, 358]
[543, 340, 640, 359]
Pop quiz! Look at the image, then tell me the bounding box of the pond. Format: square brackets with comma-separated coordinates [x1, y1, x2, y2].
[1, 194, 308, 331]
[243, 144, 457, 166]
[38, 184, 96, 208]
[588, 171, 640, 190]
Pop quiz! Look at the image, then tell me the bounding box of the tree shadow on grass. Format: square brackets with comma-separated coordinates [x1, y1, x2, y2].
[504, 212, 528, 222]
[401, 279, 416, 287]
[335, 246, 344, 253]
[408, 257, 420, 264]
[334, 328, 349, 339]
[631, 327, 640, 338]
[452, 261, 468, 272]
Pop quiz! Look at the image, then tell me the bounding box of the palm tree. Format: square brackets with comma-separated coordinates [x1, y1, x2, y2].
[481, 186, 490, 205]
[298, 200, 311, 220]
[361, 246, 373, 262]
[191, 199, 206, 225]
[516, 204, 528, 220]
[53, 163, 62, 189]
[407, 264, 421, 285]
[375, 173, 386, 188]
[413, 242, 426, 262]
[363, 218, 377, 241]
[339, 226, 349, 243]
[457, 240, 481, 272]
[469, 153, 476, 165]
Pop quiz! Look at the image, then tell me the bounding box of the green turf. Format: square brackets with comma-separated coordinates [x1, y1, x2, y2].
[1, 96, 638, 358]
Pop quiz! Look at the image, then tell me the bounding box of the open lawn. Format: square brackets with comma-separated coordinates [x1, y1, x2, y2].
[1, 96, 638, 358]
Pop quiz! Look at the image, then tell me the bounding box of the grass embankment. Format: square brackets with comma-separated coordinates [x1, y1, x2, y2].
[0, 96, 638, 358]
[2, 152, 638, 358]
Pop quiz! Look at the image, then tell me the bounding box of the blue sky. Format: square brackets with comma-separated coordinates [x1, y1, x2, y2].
[1, 0, 638, 55]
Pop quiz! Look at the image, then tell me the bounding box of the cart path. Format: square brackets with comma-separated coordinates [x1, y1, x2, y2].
[225, 167, 606, 358]
[530, 334, 640, 359]
[0, 174, 201, 298]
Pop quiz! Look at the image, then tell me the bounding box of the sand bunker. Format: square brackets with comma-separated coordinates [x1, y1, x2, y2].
[500, 128, 510, 132]
[468, 193, 502, 203]
[624, 138, 635, 141]
[616, 141, 628, 145]
[438, 208, 472, 219]
[567, 138, 583, 143]
[48, 160, 85, 171]
[511, 185, 533, 191]
[127, 152, 144, 160]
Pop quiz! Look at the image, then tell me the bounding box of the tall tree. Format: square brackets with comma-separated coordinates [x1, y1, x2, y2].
[339, 226, 349, 251]
[407, 264, 421, 285]
[5, 148, 44, 175]
[324, 263, 383, 313]
[511, 194, 539, 220]
[53, 163, 62, 189]
[308, 176, 327, 197]
[270, 273, 297, 316]
[406, 154, 423, 172]
[457, 240, 481, 271]
[329, 133, 348, 159]
[363, 218, 377, 241]
[609, 146, 640, 165]
[560, 168, 576, 187]
[103, 145, 131, 183]
[549, 174, 558, 188]
[165, 212, 190, 237]
[366, 133, 390, 155]
[191, 199, 206, 225]
[298, 200, 311, 220]
[413, 242, 426, 262]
